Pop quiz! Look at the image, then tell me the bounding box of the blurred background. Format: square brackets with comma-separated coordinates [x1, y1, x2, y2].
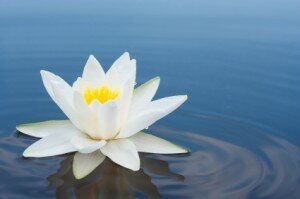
[0, 0, 300, 198]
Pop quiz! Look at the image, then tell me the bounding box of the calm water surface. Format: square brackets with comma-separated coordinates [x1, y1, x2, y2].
[1, 0, 300, 198]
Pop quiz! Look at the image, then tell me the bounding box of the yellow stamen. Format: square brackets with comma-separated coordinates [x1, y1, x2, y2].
[83, 85, 120, 104]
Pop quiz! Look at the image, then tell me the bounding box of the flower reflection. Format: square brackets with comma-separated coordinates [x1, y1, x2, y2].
[48, 153, 184, 199]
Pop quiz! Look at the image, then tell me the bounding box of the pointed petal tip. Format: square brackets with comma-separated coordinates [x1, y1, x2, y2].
[22, 147, 38, 158]
[176, 95, 188, 103]
[148, 76, 160, 88]
[15, 124, 23, 132]
[16, 124, 29, 135]
[22, 150, 29, 158]
[73, 167, 90, 179]
[134, 76, 160, 90]
[130, 165, 140, 171]
[120, 160, 140, 171]
[168, 143, 190, 154]
[152, 76, 160, 84]
[74, 172, 86, 180]
[119, 52, 130, 60]
[167, 143, 189, 154]
[15, 122, 33, 132]
[22, 148, 37, 158]
[15, 123, 29, 134]
[126, 156, 140, 171]
[172, 142, 189, 153]
[87, 55, 100, 64]
[74, 173, 83, 179]
[40, 70, 51, 77]
[178, 146, 189, 153]
[145, 76, 160, 83]
[88, 54, 96, 60]
[85, 54, 101, 66]
[83, 54, 106, 86]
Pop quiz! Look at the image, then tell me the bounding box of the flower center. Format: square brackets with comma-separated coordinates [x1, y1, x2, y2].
[83, 85, 120, 105]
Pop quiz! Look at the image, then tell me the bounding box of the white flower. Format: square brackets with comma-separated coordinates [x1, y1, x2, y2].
[17, 52, 188, 179]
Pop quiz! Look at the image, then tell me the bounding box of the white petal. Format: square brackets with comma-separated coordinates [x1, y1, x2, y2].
[117, 110, 164, 139]
[113, 52, 130, 67]
[146, 95, 188, 118]
[129, 132, 188, 154]
[16, 120, 75, 138]
[90, 100, 120, 140]
[106, 52, 135, 89]
[73, 91, 91, 116]
[118, 78, 134, 125]
[71, 134, 106, 154]
[106, 52, 130, 79]
[72, 77, 88, 94]
[82, 55, 106, 87]
[23, 131, 79, 157]
[73, 151, 106, 179]
[41, 71, 82, 131]
[100, 139, 140, 171]
[73, 91, 97, 138]
[118, 95, 187, 139]
[129, 59, 136, 86]
[40, 70, 69, 103]
[105, 55, 136, 125]
[51, 82, 82, 130]
[131, 77, 160, 109]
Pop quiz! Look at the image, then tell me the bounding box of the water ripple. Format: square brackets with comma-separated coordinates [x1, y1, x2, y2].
[0, 115, 299, 198]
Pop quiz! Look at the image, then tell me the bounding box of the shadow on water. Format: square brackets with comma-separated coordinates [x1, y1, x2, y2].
[48, 154, 184, 199]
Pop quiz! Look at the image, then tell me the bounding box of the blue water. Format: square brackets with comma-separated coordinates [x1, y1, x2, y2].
[0, 0, 300, 198]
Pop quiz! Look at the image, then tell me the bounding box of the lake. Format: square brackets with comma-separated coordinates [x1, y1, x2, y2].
[0, 0, 300, 198]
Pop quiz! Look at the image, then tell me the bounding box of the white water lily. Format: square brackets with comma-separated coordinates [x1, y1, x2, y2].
[17, 52, 188, 179]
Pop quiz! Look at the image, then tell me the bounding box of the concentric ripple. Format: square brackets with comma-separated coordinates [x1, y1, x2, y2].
[154, 130, 300, 199]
